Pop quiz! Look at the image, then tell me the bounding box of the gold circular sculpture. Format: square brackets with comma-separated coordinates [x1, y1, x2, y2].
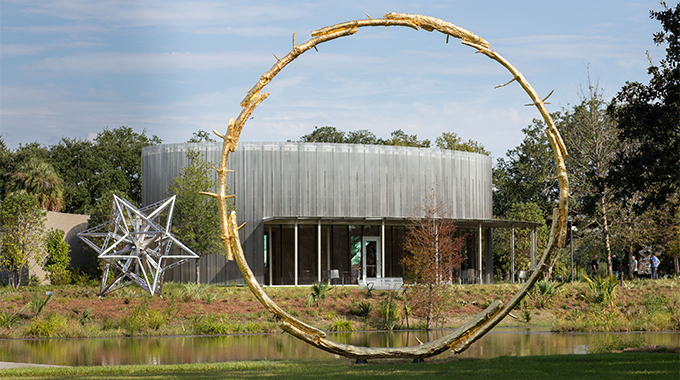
[204, 13, 569, 360]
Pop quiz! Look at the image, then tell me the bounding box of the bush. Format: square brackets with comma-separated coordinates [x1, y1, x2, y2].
[583, 274, 618, 306]
[28, 291, 53, 316]
[43, 229, 72, 285]
[182, 283, 206, 302]
[376, 293, 401, 331]
[192, 314, 242, 335]
[531, 279, 564, 308]
[23, 312, 69, 338]
[0, 310, 21, 328]
[306, 282, 332, 307]
[119, 301, 171, 336]
[329, 318, 354, 332]
[349, 301, 373, 318]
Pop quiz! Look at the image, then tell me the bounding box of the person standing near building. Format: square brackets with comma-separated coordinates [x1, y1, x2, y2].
[650, 252, 660, 280]
[590, 255, 599, 276]
[632, 255, 639, 278]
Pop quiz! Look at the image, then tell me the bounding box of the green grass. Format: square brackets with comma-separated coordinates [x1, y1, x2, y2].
[1, 352, 678, 379]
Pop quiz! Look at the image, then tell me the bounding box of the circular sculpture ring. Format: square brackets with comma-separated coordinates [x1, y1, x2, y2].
[205, 13, 569, 360]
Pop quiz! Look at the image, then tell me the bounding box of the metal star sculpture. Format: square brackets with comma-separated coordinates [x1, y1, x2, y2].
[77, 195, 198, 296]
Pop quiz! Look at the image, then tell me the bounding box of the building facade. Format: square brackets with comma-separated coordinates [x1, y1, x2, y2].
[142, 142, 536, 285]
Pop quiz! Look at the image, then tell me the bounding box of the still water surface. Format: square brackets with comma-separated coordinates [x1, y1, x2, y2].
[1, 328, 677, 366]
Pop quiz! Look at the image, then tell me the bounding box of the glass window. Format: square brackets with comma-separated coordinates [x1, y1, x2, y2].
[298, 225, 317, 285]
[332, 226, 349, 283]
[281, 225, 295, 285]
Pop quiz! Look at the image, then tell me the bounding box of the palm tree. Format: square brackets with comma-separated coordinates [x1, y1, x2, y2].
[8, 158, 65, 212]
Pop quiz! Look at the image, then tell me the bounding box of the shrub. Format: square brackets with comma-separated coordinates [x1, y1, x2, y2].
[43, 229, 72, 285]
[329, 318, 354, 332]
[192, 314, 242, 335]
[28, 291, 53, 316]
[531, 279, 564, 308]
[306, 282, 332, 307]
[349, 301, 373, 318]
[376, 293, 401, 331]
[0, 310, 21, 328]
[118, 301, 170, 336]
[182, 283, 206, 302]
[23, 312, 68, 338]
[71, 307, 93, 326]
[583, 274, 618, 306]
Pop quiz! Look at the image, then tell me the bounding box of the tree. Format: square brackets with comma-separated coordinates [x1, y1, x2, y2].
[435, 132, 490, 155]
[0, 137, 12, 200]
[93, 127, 161, 207]
[346, 129, 378, 144]
[6, 158, 65, 212]
[493, 202, 551, 280]
[609, 194, 674, 279]
[187, 130, 216, 143]
[667, 209, 680, 275]
[608, 3, 680, 209]
[49, 137, 98, 214]
[49, 127, 161, 213]
[43, 229, 72, 285]
[557, 79, 620, 275]
[167, 150, 229, 284]
[381, 129, 430, 148]
[0, 191, 46, 288]
[300, 126, 346, 143]
[401, 191, 464, 330]
[2, 141, 50, 201]
[493, 120, 558, 219]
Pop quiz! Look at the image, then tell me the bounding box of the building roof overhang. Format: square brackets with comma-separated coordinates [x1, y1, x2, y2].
[262, 216, 542, 229]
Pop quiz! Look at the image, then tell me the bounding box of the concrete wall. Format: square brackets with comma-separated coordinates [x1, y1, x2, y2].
[1, 211, 89, 286]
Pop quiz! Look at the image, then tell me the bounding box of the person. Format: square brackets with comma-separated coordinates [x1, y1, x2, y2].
[650, 252, 660, 280]
[612, 254, 621, 278]
[632, 255, 638, 278]
[590, 255, 599, 276]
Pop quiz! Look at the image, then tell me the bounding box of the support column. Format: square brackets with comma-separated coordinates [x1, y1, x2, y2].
[317, 220, 322, 283]
[381, 220, 385, 278]
[530, 226, 537, 272]
[478, 223, 483, 284]
[327, 226, 332, 272]
[294, 219, 298, 286]
[485, 228, 494, 284]
[268, 225, 273, 286]
[511, 225, 515, 284]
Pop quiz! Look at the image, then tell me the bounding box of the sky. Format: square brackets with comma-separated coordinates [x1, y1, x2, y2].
[0, 1, 672, 160]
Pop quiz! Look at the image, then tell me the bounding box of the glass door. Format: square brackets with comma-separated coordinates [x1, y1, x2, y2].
[362, 237, 381, 279]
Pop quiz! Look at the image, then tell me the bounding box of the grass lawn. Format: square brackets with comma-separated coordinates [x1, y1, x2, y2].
[2, 352, 679, 380]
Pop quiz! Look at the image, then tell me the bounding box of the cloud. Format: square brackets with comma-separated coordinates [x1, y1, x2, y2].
[1, 41, 101, 57]
[3, 23, 107, 34]
[9, 0, 306, 30]
[27, 51, 272, 74]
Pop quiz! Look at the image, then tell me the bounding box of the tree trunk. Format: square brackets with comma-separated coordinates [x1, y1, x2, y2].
[10, 270, 20, 289]
[195, 257, 201, 284]
[674, 254, 679, 275]
[601, 197, 613, 276]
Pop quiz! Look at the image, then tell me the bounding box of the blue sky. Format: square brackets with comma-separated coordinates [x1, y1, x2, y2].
[0, 1, 672, 159]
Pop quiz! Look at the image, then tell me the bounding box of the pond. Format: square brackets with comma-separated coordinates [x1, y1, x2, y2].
[1, 328, 677, 366]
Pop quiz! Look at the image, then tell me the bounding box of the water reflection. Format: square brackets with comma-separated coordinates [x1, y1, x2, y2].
[1, 328, 677, 366]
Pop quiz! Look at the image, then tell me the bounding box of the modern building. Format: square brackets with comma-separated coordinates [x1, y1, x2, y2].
[142, 142, 538, 286]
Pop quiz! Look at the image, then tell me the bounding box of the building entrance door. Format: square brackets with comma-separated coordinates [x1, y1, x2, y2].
[362, 236, 381, 279]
